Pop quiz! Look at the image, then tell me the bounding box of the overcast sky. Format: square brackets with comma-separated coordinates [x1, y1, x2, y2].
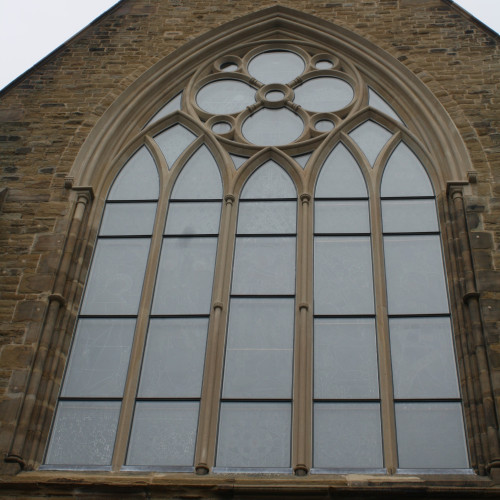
[0, 0, 498, 91]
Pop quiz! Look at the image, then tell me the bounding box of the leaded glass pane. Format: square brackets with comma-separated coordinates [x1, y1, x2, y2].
[315, 201, 369, 234]
[196, 80, 255, 114]
[368, 88, 402, 124]
[154, 125, 197, 170]
[147, 93, 182, 125]
[382, 199, 438, 233]
[165, 202, 221, 235]
[294, 77, 353, 112]
[247, 51, 304, 84]
[100, 202, 157, 236]
[349, 120, 393, 167]
[241, 161, 296, 199]
[237, 201, 296, 234]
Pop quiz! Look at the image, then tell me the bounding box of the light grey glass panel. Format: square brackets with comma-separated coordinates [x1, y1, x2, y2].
[384, 235, 449, 314]
[314, 318, 378, 399]
[100, 202, 157, 236]
[242, 108, 303, 146]
[217, 402, 291, 468]
[368, 88, 403, 124]
[314, 403, 383, 469]
[316, 60, 333, 69]
[45, 401, 120, 465]
[349, 120, 393, 167]
[165, 202, 221, 235]
[108, 146, 159, 200]
[247, 51, 304, 84]
[80, 239, 150, 315]
[315, 119, 335, 132]
[266, 90, 285, 102]
[147, 93, 182, 125]
[294, 154, 311, 169]
[315, 201, 369, 234]
[196, 80, 255, 114]
[315, 143, 367, 198]
[232, 237, 295, 295]
[381, 143, 434, 197]
[61, 318, 135, 398]
[294, 77, 353, 112]
[382, 199, 438, 233]
[230, 154, 247, 170]
[212, 121, 231, 134]
[223, 298, 294, 399]
[127, 402, 199, 466]
[238, 201, 296, 234]
[154, 125, 196, 170]
[171, 145, 222, 200]
[241, 161, 296, 199]
[138, 318, 208, 398]
[390, 317, 459, 398]
[395, 402, 469, 469]
[314, 237, 374, 315]
[152, 237, 217, 315]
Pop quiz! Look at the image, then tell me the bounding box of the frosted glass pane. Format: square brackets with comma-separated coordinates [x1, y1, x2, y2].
[108, 147, 159, 200]
[248, 51, 304, 84]
[396, 403, 469, 469]
[368, 88, 403, 124]
[314, 319, 378, 399]
[315, 119, 335, 132]
[390, 317, 460, 398]
[165, 202, 221, 235]
[127, 402, 198, 466]
[223, 298, 294, 398]
[238, 201, 296, 234]
[315, 201, 369, 234]
[381, 143, 434, 197]
[152, 237, 217, 315]
[384, 235, 449, 314]
[230, 154, 247, 170]
[314, 237, 374, 315]
[314, 403, 383, 469]
[382, 199, 438, 233]
[217, 403, 291, 468]
[80, 239, 150, 315]
[147, 93, 182, 125]
[349, 120, 393, 167]
[196, 80, 255, 114]
[241, 161, 296, 199]
[100, 202, 156, 236]
[294, 154, 311, 169]
[154, 125, 196, 170]
[315, 143, 367, 198]
[294, 77, 354, 112]
[45, 401, 120, 465]
[242, 108, 303, 146]
[232, 237, 295, 295]
[171, 146, 222, 199]
[61, 318, 135, 398]
[138, 318, 208, 398]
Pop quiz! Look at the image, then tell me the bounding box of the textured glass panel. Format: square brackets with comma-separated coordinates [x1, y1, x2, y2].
[45, 401, 120, 465]
[241, 161, 296, 199]
[230, 154, 247, 170]
[294, 77, 353, 112]
[396, 403, 469, 469]
[266, 90, 285, 101]
[154, 125, 196, 170]
[247, 51, 304, 84]
[212, 122, 231, 134]
[314, 319, 378, 399]
[384, 235, 449, 314]
[217, 403, 291, 468]
[232, 237, 295, 295]
[382, 199, 438, 233]
[390, 317, 459, 398]
[315, 201, 369, 234]
[368, 88, 403, 124]
[147, 93, 182, 125]
[100, 202, 156, 236]
[138, 318, 208, 398]
[165, 201, 221, 235]
[315, 144, 367, 198]
[294, 154, 311, 169]
[61, 319, 135, 398]
[314, 237, 374, 315]
[238, 201, 296, 234]
[196, 80, 255, 114]
[315, 119, 335, 132]
[127, 402, 199, 466]
[223, 298, 294, 398]
[242, 108, 303, 146]
[152, 237, 217, 315]
[314, 403, 383, 469]
[381, 143, 434, 197]
[108, 147, 159, 200]
[349, 120, 393, 167]
[171, 146, 222, 199]
[80, 239, 150, 315]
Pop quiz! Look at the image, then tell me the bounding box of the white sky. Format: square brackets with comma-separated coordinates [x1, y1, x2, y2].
[0, 0, 498, 91]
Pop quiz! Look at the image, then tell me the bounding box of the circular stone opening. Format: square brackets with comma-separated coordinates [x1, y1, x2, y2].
[220, 62, 238, 72]
[212, 121, 232, 134]
[315, 119, 335, 132]
[316, 60, 333, 70]
[266, 90, 285, 102]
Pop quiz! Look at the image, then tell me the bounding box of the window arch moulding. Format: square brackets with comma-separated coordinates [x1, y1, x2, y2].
[8, 5, 500, 484]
